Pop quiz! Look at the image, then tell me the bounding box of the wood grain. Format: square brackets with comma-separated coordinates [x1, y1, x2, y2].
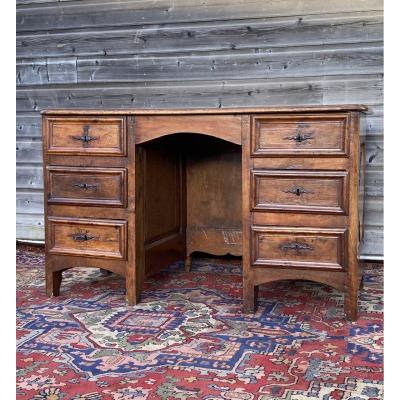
[251, 113, 350, 156]
[134, 114, 242, 145]
[16, 0, 383, 33]
[17, 44, 382, 86]
[16, 12, 383, 58]
[251, 170, 349, 214]
[44, 116, 126, 156]
[46, 166, 127, 207]
[251, 226, 347, 270]
[48, 216, 127, 259]
[185, 135, 242, 262]
[17, 75, 381, 113]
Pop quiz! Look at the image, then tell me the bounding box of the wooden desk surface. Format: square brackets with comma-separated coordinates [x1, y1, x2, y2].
[41, 104, 367, 115]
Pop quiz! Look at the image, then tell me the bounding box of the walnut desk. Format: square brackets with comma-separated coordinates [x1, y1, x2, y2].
[42, 105, 366, 320]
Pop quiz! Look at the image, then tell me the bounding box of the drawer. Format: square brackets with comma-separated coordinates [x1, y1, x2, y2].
[251, 226, 346, 270]
[44, 116, 126, 156]
[251, 170, 348, 214]
[251, 113, 350, 156]
[48, 217, 127, 259]
[47, 166, 127, 207]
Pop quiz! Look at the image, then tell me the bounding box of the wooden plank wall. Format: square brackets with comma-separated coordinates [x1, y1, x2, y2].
[16, 0, 384, 258]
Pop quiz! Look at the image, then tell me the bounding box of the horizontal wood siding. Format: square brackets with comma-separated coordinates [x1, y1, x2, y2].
[16, 0, 383, 257]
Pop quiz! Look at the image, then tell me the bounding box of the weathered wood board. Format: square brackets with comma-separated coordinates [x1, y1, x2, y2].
[16, 0, 384, 258]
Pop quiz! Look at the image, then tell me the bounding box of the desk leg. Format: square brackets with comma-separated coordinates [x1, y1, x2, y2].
[345, 257, 359, 322]
[243, 281, 258, 314]
[185, 254, 192, 272]
[126, 285, 137, 306]
[344, 289, 358, 321]
[241, 114, 254, 314]
[46, 266, 62, 297]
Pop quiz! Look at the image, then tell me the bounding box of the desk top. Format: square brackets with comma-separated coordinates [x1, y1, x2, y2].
[42, 104, 367, 115]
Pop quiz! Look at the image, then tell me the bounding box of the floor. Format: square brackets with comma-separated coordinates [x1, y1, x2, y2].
[16, 245, 383, 400]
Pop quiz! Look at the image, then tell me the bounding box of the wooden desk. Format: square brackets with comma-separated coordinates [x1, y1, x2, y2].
[42, 105, 366, 320]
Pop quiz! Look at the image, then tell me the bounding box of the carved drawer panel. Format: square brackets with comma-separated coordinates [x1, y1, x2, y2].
[251, 170, 348, 214]
[48, 217, 127, 259]
[44, 116, 126, 156]
[47, 166, 127, 207]
[251, 226, 347, 270]
[251, 113, 350, 156]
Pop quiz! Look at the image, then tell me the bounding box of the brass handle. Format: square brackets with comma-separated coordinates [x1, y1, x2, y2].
[71, 126, 98, 145]
[74, 183, 99, 190]
[283, 186, 314, 196]
[284, 132, 314, 143]
[71, 231, 94, 242]
[280, 242, 313, 252]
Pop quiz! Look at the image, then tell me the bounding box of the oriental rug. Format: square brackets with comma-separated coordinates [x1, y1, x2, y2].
[16, 246, 383, 399]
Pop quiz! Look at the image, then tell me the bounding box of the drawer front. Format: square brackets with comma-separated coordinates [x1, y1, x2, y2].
[44, 116, 126, 156]
[48, 217, 127, 259]
[47, 167, 127, 207]
[251, 226, 346, 270]
[251, 170, 348, 214]
[251, 113, 350, 156]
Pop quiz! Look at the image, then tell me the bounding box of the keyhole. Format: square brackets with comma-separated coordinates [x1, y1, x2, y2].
[295, 188, 301, 196]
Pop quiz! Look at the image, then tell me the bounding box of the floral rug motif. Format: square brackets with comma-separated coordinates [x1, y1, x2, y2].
[16, 246, 383, 399]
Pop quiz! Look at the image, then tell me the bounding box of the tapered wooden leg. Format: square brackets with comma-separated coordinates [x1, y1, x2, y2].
[126, 267, 137, 306]
[344, 289, 358, 321]
[46, 269, 62, 297]
[185, 254, 192, 272]
[345, 241, 360, 322]
[243, 282, 258, 314]
[126, 288, 137, 306]
[99, 268, 112, 276]
[126, 264, 137, 306]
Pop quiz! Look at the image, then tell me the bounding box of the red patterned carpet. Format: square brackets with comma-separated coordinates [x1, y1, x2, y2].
[16, 245, 383, 400]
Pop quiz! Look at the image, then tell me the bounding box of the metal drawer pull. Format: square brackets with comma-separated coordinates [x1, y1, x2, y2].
[71, 134, 98, 143]
[283, 186, 314, 196]
[71, 126, 98, 145]
[71, 231, 94, 242]
[280, 242, 313, 252]
[74, 183, 99, 190]
[284, 132, 313, 143]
